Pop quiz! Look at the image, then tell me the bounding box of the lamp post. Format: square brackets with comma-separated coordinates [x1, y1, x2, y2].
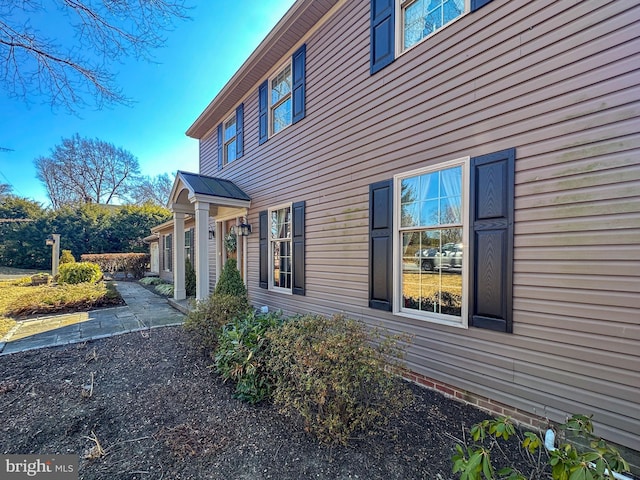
[46, 234, 61, 276]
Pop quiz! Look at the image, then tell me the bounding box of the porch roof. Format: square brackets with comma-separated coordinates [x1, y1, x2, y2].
[168, 171, 251, 213]
[178, 171, 250, 202]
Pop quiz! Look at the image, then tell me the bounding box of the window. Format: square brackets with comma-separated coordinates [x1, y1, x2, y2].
[184, 229, 192, 264]
[270, 63, 292, 135]
[394, 158, 469, 326]
[223, 115, 237, 164]
[163, 234, 173, 272]
[400, 0, 467, 51]
[269, 204, 292, 291]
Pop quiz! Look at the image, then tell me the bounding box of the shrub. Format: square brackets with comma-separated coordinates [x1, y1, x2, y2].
[266, 314, 412, 445]
[59, 249, 76, 264]
[139, 277, 166, 286]
[214, 259, 246, 297]
[183, 293, 251, 353]
[452, 415, 631, 480]
[81, 253, 149, 279]
[154, 283, 174, 296]
[58, 262, 103, 284]
[185, 258, 196, 297]
[215, 310, 284, 403]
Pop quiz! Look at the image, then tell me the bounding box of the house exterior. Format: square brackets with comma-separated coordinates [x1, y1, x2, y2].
[144, 217, 197, 283]
[166, 0, 640, 453]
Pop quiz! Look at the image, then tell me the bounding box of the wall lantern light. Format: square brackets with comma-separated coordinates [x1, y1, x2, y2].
[208, 227, 215, 240]
[231, 221, 251, 237]
[45, 235, 55, 246]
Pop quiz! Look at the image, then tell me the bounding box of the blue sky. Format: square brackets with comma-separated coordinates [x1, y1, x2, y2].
[0, 1, 296, 206]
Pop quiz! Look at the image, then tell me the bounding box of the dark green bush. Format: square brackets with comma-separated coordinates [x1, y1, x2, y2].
[59, 249, 76, 264]
[214, 259, 246, 297]
[215, 310, 284, 403]
[266, 314, 412, 445]
[58, 261, 103, 284]
[185, 258, 196, 297]
[183, 293, 251, 354]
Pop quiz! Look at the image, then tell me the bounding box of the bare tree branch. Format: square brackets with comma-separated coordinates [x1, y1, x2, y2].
[0, 0, 189, 112]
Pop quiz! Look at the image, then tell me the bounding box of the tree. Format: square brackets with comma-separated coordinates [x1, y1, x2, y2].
[0, 183, 12, 199]
[0, 1, 188, 112]
[132, 173, 173, 206]
[35, 134, 140, 209]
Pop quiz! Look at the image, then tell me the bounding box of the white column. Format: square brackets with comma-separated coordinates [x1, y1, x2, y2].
[215, 221, 223, 289]
[173, 211, 186, 300]
[194, 201, 210, 301]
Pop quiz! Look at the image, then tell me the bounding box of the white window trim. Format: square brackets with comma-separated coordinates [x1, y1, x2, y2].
[392, 156, 470, 328]
[163, 234, 172, 272]
[395, 0, 470, 56]
[268, 202, 293, 294]
[268, 60, 293, 138]
[222, 112, 237, 166]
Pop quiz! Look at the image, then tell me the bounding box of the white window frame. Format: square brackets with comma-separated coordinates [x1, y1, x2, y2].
[396, 0, 469, 55]
[268, 61, 293, 137]
[268, 202, 293, 294]
[163, 234, 173, 272]
[223, 113, 237, 165]
[392, 156, 470, 328]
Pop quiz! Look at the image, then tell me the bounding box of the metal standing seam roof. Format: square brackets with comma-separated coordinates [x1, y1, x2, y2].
[178, 171, 251, 202]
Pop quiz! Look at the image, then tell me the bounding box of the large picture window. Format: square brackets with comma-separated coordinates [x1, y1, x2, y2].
[394, 158, 469, 326]
[400, 0, 467, 52]
[269, 204, 292, 291]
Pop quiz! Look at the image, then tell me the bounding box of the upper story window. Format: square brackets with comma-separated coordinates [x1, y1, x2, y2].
[270, 63, 292, 135]
[400, 0, 467, 51]
[223, 114, 237, 164]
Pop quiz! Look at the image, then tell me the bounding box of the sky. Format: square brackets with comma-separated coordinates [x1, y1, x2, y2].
[0, 0, 296, 206]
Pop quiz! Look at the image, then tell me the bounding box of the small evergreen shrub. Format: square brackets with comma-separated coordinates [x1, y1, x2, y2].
[59, 250, 76, 264]
[154, 283, 174, 296]
[215, 310, 284, 403]
[58, 262, 103, 284]
[183, 293, 251, 354]
[266, 314, 412, 445]
[185, 258, 196, 297]
[139, 276, 166, 286]
[214, 259, 246, 297]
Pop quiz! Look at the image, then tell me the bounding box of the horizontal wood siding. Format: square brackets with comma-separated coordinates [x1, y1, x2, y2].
[200, 0, 640, 449]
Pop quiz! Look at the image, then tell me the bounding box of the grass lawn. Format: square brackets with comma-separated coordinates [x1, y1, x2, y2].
[0, 277, 122, 338]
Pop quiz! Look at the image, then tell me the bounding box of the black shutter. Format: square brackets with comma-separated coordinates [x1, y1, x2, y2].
[370, 0, 395, 75]
[369, 179, 393, 311]
[216, 124, 223, 171]
[469, 148, 515, 333]
[236, 103, 244, 158]
[292, 201, 305, 295]
[471, 0, 493, 12]
[258, 80, 268, 145]
[259, 210, 268, 289]
[292, 44, 306, 124]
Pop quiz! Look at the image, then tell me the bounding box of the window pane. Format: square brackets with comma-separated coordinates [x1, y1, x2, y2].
[271, 65, 292, 105]
[271, 207, 291, 240]
[272, 98, 292, 134]
[402, 0, 465, 50]
[225, 140, 237, 163]
[272, 240, 291, 288]
[224, 116, 236, 141]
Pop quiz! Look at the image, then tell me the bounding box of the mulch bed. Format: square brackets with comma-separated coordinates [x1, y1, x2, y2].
[0, 326, 523, 480]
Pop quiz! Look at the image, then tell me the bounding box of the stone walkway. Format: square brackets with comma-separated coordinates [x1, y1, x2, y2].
[0, 282, 185, 355]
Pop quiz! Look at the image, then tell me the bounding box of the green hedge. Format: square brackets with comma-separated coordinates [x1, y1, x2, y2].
[58, 262, 103, 284]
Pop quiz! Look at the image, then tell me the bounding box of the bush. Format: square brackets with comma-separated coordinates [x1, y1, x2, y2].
[59, 250, 75, 264]
[154, 283, 174, 296]
[266, 314, 412, 445]
[215, 310, 284, 403]
[185, 258, 196, 297]
[139, 277, 166, 286]
[183, 293, 251, 353]
[58, 262, 103, 284]
[81, 253, 149, 279]
[214, 259, 246, 297]
[452, 415, 631, 480]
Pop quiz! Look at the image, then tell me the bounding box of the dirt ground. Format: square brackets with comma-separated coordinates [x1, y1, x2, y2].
[0, 326, 523, 480]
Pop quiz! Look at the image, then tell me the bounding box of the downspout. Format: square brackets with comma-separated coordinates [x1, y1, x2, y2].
[544, 429, 635, 480]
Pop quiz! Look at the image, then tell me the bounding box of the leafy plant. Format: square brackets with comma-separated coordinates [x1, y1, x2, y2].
[139, 276, 166, 286]
[452, 415, 630, 480]
[266, 313, 412, 445]
[154, 283, 174, 296]
[215, 310, 284, 403]
[59, 249, 76, 264]
[183, 293, 251, 354]
[185, 257, 196, 297]
[58, 261, 103, 284]
[213, 259, 246, 297]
